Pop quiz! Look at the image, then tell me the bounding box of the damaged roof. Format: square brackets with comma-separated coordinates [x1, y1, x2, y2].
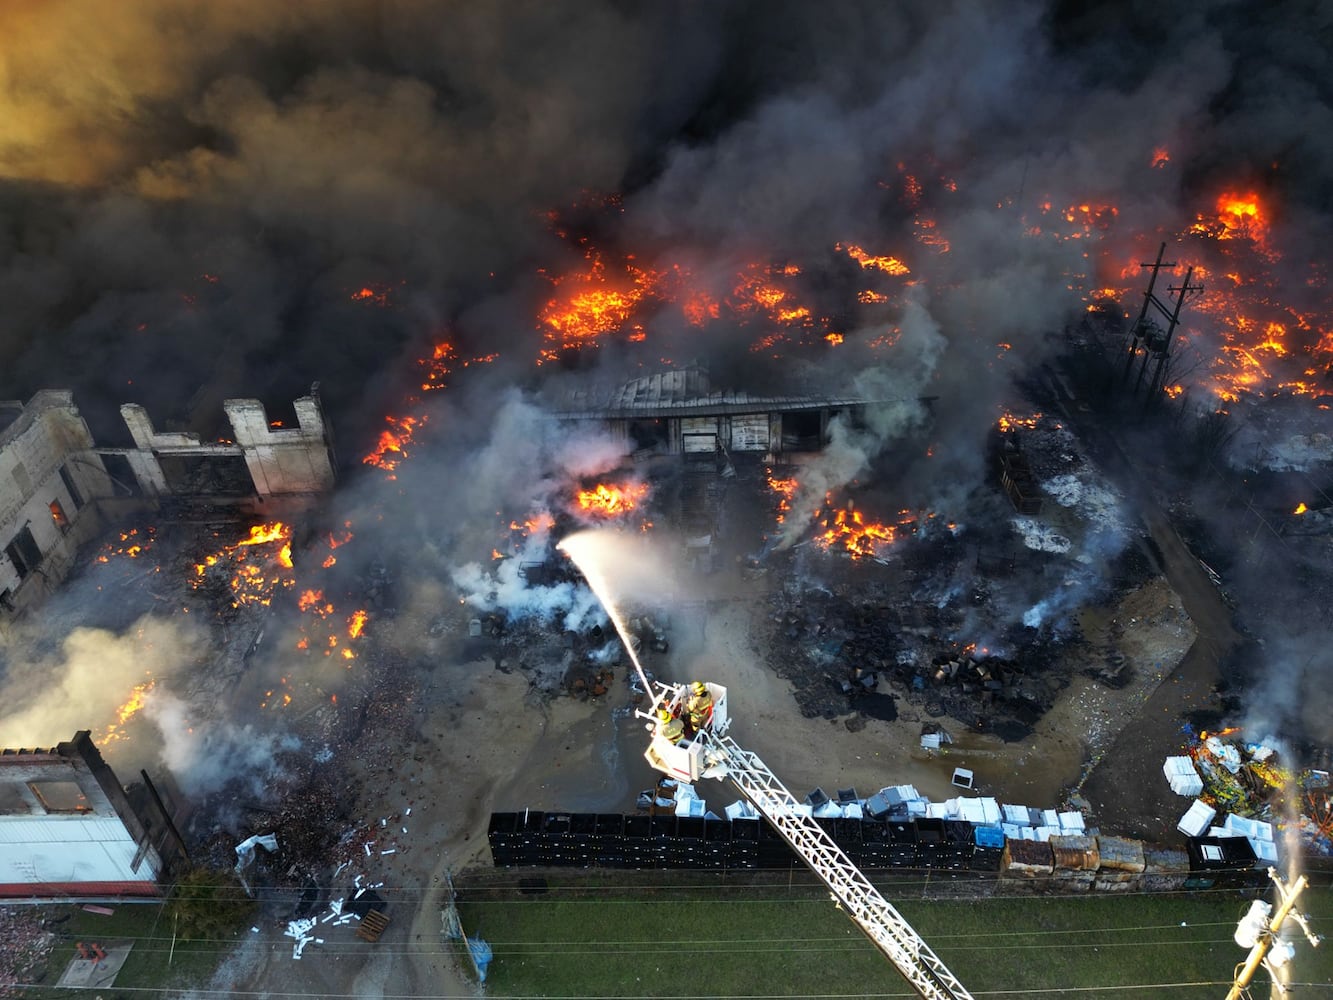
[550, 366, 874, 419]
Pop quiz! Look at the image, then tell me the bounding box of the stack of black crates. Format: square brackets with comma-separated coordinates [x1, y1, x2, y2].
[488, 811, 1007, 873]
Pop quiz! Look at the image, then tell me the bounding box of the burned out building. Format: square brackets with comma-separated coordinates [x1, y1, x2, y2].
[0, 731, 188, 901]
[0, 389, 336, 621]
[0, 391, 115, 614]
[552, 366, 875, 460]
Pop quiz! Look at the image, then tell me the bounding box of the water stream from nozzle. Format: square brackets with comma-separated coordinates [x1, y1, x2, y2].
[557, 531, 656, 704]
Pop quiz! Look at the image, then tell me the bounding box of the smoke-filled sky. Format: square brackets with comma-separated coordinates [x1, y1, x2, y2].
[2, 1, 1331, 769]
[2, 0, 1330, 442]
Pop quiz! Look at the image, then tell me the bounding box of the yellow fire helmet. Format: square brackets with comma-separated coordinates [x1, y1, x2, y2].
[657, 707, 673, 722]
[691, 681, 707, 696]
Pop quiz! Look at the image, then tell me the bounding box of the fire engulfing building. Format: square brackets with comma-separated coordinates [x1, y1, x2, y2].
[0, 731, 188, 901]
[552, 366, 883, 459]
[0, 389, 335, 618]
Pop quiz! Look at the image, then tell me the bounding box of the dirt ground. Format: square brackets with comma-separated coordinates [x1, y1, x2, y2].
[209, 545, 1207, 999]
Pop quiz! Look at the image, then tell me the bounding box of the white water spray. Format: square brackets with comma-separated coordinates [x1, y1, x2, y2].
[557, 531, 655, 701]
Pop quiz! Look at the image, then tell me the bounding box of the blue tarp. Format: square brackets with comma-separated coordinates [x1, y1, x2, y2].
[469, 937, 493, 982]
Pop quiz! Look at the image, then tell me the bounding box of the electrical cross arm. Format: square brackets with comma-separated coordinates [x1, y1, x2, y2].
[700, 730, 976, 1000]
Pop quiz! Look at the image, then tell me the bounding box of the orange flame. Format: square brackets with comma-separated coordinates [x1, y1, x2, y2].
[576, 482, 649, 517]
[362, 414, 422, 479]
[813, 497, 914, 559]
[997, 411, 1042, 432]
[192, 523, 295, 608]
[99, 680, 155, 744]
[836, 243, 910, 275]
[1294, 502, 1308, 515]
[538, 248, 661, 361]
[766, 470, 798, 523]
[348, 609, 369, 639]
[97, 527, 155, 563]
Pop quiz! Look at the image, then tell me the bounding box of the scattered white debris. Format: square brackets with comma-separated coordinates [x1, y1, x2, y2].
[380, 817, 387, 827]
[333, 860, 350, 878]
[363, 842, 372, 857]
[405, 807, 412, 816]
[285, 916, 319, 960]
[402, 827, 408, 834]
[381, 849, 397, 856]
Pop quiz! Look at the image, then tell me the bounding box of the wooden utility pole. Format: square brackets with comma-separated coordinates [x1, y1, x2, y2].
[1224, 867, 1322, 1000]
[1123, 243, 1174, 382]
[1145, 265, 1204, 400]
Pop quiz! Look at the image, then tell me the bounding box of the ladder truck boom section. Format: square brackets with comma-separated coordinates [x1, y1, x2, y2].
[640, 680, 975, 1000]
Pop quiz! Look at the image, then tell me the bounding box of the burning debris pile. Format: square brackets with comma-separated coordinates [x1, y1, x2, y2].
[761, 579, 1079, 741]
[1171, 726, 1333, 857]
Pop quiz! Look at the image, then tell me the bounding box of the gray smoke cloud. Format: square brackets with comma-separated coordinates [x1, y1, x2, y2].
[3, 0, 1332, 791]
[0, 612, 293, 796]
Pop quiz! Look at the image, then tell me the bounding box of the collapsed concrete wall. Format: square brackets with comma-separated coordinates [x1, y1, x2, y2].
[113, 392, 335, 498]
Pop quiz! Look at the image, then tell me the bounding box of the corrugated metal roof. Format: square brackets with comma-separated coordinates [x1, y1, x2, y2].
[0, 816, 132, 844]
[551, 367, 872, 419]
[2, 838, 156, 884]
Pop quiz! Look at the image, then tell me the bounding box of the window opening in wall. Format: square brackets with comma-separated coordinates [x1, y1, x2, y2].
[4, 525, 42, 579]
[98, 453, 141, 496]
[50, 499, 69, 532]
[59, 465, 85, 509]
[27, 780, 92, 814]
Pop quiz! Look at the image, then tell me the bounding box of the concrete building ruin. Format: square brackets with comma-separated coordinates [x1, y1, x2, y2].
[0, 731, 188, 901]
[1, 389, 335, 618]
[552, 366, 878, 459]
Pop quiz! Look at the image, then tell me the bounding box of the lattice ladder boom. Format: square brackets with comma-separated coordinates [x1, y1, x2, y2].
[705, 733, 976, 1000]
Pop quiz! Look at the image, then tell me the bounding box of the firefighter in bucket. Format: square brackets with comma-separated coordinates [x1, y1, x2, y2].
[656, 705, 685, 744]
[684, 681, 713, 736]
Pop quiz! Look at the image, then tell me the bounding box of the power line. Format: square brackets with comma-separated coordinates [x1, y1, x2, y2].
[9, 983, 1245, 998]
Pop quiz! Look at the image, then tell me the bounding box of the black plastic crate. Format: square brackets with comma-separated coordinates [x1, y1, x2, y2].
[542, 813, 573, 839]
[914, 818, 946, 844]
[944, 820, 974, 844]
[650, 815, 678, 839]
[970, 848, 1002, 872]
[595, 814, 624, 838]
[569, 814, 597, 837]
[888, 821, 917, 844]
[704, 820, 732, 845]
[624, 815, 652, 839]
[886, 844, 918, 866]
[677, 816, 706, 841]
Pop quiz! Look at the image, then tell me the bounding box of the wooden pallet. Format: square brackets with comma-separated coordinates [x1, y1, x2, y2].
[356, 909, 390, 942]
